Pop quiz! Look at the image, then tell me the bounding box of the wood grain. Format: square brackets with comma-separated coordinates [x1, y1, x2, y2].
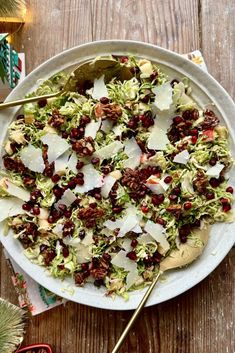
[0, 0, 235, 352]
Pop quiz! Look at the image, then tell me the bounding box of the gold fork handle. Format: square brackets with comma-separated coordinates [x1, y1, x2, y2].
[111, 271, 162, 353]
[0, 92, 60, 110]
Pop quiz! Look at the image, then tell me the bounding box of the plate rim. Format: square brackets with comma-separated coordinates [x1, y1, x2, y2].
[1, 40, 235, 310]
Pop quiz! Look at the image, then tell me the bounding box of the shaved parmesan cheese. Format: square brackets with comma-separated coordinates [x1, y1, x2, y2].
[109, 170, 122, 180]
[123, 138, 141, 169]
[148, 124, 169, 151]
[145, 175, 170, 194]
[55, 189, 77, 209]
[111, 250, 139, 289]
[152, 82, 173, 111]
[54, 150, 70, 174]
[74, 164, 103, 193]
[206, 163, 224, 178]
[41, 133, 70, 164]
[91, 75, 109, 100]
[76, 243, 92, 263]
[81, 230, 94, 246]
[101, 120, 113, 133]
[103, 219, 123, 230]
[85, 120, 101, 139]
[122, 238, 132, 252]
[67, 152, 78, 174]
[101, 174, 116, 198]
[119, 214, 139, 237]
[94, 141, 123, 160]
[138, 233, 155, 244]
[0, 197, 24, 222]
[20, 144, 45, 173]
[63, 236, 81, 247]
[53, 223, 63, 236]
[173, 150, 190, 165]
[144, 220, 170, 253]
[5, 179, 30, 201]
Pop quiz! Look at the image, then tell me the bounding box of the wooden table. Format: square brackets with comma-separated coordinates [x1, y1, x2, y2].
[0, 1, 235, 352]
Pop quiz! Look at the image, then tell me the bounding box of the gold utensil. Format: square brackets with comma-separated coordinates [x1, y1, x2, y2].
[111, 228, 209, 353]
[0, 57, 132, 110]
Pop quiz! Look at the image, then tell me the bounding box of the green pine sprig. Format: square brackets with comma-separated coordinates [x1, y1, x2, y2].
[0, 298, 25, 353]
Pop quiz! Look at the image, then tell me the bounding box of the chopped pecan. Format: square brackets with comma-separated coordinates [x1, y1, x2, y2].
[90, 267, 108, 280]
[72, 136, 95, 157]
[48, 109, 65, 128]
[12, 222, 38, 248]
[193, 171, 208, 193]
[166, 204, 182, 219]
[95, 102, 122, 122]
[201, 110, 219, 130]
[41, 248, 56, 266]
[78, 206, 104, 228]
[121, 168, 142, 191]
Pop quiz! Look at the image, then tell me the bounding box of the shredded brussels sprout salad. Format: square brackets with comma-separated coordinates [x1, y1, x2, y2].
[0, 55, 234, 299]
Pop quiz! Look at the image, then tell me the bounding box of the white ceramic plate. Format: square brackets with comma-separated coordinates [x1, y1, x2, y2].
[0, 40, 235, 310]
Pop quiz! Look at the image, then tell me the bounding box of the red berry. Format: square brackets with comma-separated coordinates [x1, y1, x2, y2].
[223, 203, 231, 212]
[209, 158, 217, 166]
[220, 197, 229, 205]
[91, 157, 100, 165]
[206, 192, 215, 200]
[184, 202, 192, 210]
[173, 116, 184, 125]
[156, 217, 166, 226]
[22, 203, 32, 211]
[152, 194, 164, 205]
[226, 186, 233, 194]
[32, 205, 40, 215]
[70, 128, 79, 138]
[51, 174, 61, 183]
[126, 251, 137, 261]
[141, 205, 149, 213]
[120, 56, 128, 63]
[64, 210, 72, 218]
[191, 136, 198, 144]
[189, 128, 198, 136]
[169, 194, 177, 201]
[209, 178, 220, 188]
[100, 97, 109, 104]
[76, 161, 84, 170]
[131, 239, 138, 248]
[164, 176, 172, 184]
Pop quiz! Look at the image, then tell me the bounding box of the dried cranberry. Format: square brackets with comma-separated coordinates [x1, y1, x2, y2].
[30, 189, 42, 202]
[79, 229, 85, 239]
[100, 97, 109, 104]
[62, 246, 69, 258]
[70, 128, 79, 138]
[126, 251, 137, 261]
[173, 116, 184, 125]
[184, 202, 192, 210]
[182, 109, 199, 120]
[127, 119, 137, 129]
[169, 194, 178, 201]
[32, 205, 40, 215]
[58, 204, 67, 213]
[152, 194, 164, 206]
[172, 187, 181, 195]
[51, 174, 61, 183]
[131, 239, 138, 248]
[191, 136, 198, 144]
[43, 163, 54, 178]
[76, 160, 84, 170]
[223, 203, 231, 212]
[22, 203, 32, 211]
[140, 114, 154, 128]
[53, 186, 64, 198]
[209, 178, 220, 188]
[220, 197, 229, 205]
[64, 210, 72, 218]
[209, 158, 217, 166]
[141, 205, 149, 213]
[80, 115, 91, 126]
[164, 176, 172, 184]
[91, 157, 100, 165]
[38, 99, 47, 108]
[156, 217, 166, 226]
[189, 128, 198, 136]
[226, 186, 234, 194]
[67, 180, 76, 189]
[206, 192, 215, 200]
[74, 178, 84, 185]
[112, 206, 123, 214]
[63, 220, 75, 237]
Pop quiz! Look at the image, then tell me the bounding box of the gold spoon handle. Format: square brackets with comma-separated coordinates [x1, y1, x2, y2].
[111, 271, 162, 353]
[0, 92, 60, 110]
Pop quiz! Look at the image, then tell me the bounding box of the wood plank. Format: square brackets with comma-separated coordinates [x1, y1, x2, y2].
[91, 0, 200, 53]
[11, 0, 93, 73]
[201, 0, 235, 98]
